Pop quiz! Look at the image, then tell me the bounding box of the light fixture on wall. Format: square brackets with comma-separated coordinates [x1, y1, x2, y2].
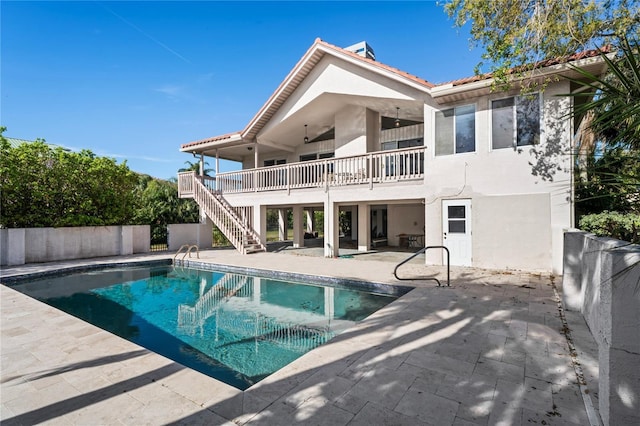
[395, 107, 400, 127]
[304, 124, 309, 143]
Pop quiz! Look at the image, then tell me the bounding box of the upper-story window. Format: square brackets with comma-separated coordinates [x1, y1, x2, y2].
[264, 159, 286, 167]
[300, 152, 334, 162]
[435, 104, 476, 156]
[381, 138, 423, 150]
[491, 93, 541, 149]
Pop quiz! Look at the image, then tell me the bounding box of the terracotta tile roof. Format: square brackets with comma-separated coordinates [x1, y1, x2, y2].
[181, 39, 609, 151]
[181, 132, 240, 150]
[183, 38, 437, 150]
[439, 47, 610, 87]
[316, 38, 435, 89]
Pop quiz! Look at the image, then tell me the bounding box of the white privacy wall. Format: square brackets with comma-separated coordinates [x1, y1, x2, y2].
[0, 225, 150, 266]
[563, 231, 640, 426]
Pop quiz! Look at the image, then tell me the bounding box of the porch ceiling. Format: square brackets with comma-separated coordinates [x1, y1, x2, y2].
[258, 93, 425, 150]
[184, 94, 425, 162]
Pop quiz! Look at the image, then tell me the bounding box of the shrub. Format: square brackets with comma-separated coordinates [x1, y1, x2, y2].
[579, 211, 640, 244]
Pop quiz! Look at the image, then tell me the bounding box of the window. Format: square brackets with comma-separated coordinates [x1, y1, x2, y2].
[264, 159, 286, 167]
[492, 94, 540, 149]
[382, 138, 424, 176]
[299, 152, 334, 162]
[381, 138, 423, 151]
[435, 105, 476, 156]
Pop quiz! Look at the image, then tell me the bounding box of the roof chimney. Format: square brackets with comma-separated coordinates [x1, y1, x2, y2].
[344, 41, 375, 60]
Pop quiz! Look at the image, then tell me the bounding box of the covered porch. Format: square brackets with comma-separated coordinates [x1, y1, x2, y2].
[247, 200, 426, 259]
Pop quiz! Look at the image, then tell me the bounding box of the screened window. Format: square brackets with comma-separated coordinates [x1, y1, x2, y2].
[492, 94, 541, 149]
[264, 159, 286, 167]
[382, 138, 424, 150]
[300, 152, 334, 162]
[381, 138, 424, 175]
[435, 105, 476, 156]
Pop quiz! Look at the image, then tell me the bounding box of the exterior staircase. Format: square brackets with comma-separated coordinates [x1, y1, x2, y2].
[178, 172, 266, 254]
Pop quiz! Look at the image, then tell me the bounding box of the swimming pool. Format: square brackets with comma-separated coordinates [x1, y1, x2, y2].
[6, 262, 407, 390]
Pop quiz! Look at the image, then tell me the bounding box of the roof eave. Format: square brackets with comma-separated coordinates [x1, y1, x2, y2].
[431, 55, 610, 104]
[180, 133, 244, 154]
[240, 39, 435, 141]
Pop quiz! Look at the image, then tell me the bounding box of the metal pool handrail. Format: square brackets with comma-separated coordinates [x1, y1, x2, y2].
[393, 245, 450, 287]
[174, 244, 200, 261]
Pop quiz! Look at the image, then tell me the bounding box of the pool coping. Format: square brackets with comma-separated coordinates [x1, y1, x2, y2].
[177, 259, 414, 297]
[0, 258, 173, 285]
[2, 258, 412, 392]
[2, 258, 414, 298]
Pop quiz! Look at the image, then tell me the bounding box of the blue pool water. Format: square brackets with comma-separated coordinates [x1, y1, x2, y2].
[9, 264, 399, 390]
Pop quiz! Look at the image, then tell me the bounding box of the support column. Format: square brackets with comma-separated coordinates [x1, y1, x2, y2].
[254, 144, 259, 169]
[425, 201, 440, 265]
[349, 206, 358, 242]
[278, 208, 288, 241]
[324, 199, 339, 257]
[292, 205, 304, 248]
[253, 204, 267, 243]
[253, 144, 259, 191]
[215, 150, 220, 190]
[357, 203, 370, 252]
[305, 209, 314, 233]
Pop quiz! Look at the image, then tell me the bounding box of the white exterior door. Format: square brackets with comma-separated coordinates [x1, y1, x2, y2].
[442, 200, 472, 266]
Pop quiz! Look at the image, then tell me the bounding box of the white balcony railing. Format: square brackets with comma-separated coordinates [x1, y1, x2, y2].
[183, 147, 425, 195]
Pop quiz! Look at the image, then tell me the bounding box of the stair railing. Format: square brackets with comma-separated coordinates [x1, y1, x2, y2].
[393, 245, 450, 287]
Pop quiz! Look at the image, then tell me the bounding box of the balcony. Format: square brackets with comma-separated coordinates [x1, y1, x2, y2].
[179, 146, 425, 196]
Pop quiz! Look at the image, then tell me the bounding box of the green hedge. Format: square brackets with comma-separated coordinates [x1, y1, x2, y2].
[579, 211, 640, 244]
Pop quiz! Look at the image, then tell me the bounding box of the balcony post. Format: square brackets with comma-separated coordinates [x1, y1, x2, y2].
[368, 153, 373, 190]
[254, 144, 259, 191]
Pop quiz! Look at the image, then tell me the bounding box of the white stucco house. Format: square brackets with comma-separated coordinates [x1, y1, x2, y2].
[178, 38, 606, 274]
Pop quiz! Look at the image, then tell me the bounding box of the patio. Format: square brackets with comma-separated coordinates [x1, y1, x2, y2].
[0, 249, 598, 425]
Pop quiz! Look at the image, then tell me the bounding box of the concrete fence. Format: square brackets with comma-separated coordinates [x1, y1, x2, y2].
[0, 223, 217, 266]
[563, 230, 640, 426]
[167, 222, 213, 252]
[0, 225, 150, 266]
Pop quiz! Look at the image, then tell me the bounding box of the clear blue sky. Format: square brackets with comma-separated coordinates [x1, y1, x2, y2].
[2, 1, 483, 180]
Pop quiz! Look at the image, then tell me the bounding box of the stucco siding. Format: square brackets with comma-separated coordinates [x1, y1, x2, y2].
[473, 194, 552, 271]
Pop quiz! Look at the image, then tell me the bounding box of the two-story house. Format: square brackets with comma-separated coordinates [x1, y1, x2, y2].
[178, 39, 606, 274]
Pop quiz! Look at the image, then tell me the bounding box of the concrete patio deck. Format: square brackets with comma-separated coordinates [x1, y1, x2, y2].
[1, 249, 599, 425]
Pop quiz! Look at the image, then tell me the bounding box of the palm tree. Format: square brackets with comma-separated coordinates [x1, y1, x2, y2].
[564, 36, 640, 243]
[178, 160, 214, 176]
[567, 36, 640, 152]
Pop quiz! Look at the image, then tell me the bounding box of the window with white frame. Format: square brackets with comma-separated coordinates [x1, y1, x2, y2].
[491, 93, 541, 149]
[264, 159, 286, 167]
[435, 105, 476, 156]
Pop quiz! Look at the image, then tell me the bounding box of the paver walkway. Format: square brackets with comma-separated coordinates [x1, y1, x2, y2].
[1, 249, 598, 425]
